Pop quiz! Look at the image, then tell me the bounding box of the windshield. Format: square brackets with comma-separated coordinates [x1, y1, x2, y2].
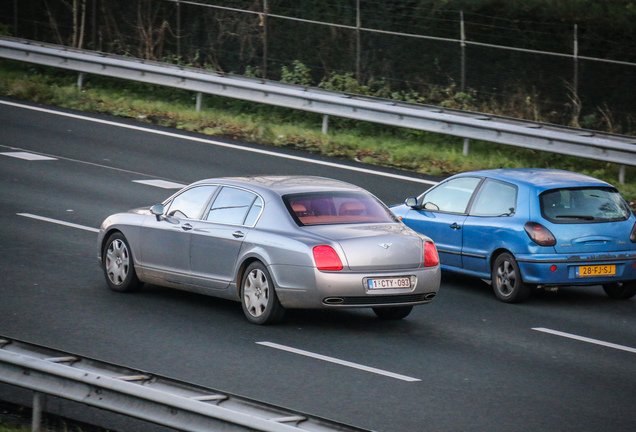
[540, 187, 631, 223]
[283, 191, 398, 226]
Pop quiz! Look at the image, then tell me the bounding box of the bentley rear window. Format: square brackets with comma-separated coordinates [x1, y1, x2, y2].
[284, 192, 397, 226]
[540, 187, 631, 223]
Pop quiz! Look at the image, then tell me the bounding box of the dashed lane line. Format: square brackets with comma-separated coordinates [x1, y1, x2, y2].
[1, 151, 57, 161]
[17, 213, 99, 233]
[257, 341, 421, 382]
[533, 327, 636, 354]
[133, 179, 186, 189]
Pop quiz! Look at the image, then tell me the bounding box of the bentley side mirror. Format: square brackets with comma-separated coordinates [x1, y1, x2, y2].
[150, 204, 165, 220]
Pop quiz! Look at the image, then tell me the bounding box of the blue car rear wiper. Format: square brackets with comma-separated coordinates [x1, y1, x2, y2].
[555, 214, 595, 220]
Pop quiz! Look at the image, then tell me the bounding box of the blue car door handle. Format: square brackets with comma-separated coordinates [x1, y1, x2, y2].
[233, 231, 245, 238]
[449, 222, 461, 230]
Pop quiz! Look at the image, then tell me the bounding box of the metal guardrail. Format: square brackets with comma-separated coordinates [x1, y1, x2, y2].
[0, 336, 370, 432]
[1, 36, 636, 178]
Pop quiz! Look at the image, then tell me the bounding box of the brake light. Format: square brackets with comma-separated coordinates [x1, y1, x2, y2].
[524, 222, 556, 246]
[424, 241, 439, 267]
[630, 222, 636, 243]
[313, 245, 343, 271]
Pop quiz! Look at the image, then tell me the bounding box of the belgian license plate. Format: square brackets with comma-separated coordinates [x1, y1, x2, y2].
[576, 265, 616, 278]
[367, 277, 411, 290]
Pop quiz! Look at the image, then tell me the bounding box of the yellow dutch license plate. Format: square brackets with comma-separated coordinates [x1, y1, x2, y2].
[576, 265, 616, 278]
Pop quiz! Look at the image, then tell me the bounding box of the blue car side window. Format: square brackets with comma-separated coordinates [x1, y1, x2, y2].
[470, 180, 517, 216]
[422, 177, 481, 214]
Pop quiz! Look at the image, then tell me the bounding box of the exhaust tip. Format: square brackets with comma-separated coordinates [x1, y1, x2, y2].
[323, 297, 345, 305]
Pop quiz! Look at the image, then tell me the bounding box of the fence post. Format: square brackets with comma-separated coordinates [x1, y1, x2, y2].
[463, 138, 470, 156]
[262, 0, 268, 79]
[356, 0, 361, 83]
[573, 24, 578, 114]
[13, 0, 18, 37]
[460, 11, 466, 92]
[195, 92, 202, 112]
[91, 0, 97, 50]
[176, 0, 181, 59]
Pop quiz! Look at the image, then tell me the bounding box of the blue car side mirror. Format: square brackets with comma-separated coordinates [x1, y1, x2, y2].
[405, 196, 419, 208]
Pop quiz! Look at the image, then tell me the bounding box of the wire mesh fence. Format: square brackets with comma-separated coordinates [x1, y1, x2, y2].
[2, 0, 635, 134]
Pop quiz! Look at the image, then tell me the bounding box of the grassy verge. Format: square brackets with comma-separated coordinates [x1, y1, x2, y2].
[2, 59, 636, 204]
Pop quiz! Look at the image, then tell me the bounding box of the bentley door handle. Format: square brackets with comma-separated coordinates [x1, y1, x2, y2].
[232, 231, 245, 238]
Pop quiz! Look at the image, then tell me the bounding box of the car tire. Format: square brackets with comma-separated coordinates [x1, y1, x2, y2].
[241, 262, 285, 325]
[492, 253, 530, 303]
[372, 306, 413, 320]
[602, 282, 636, 300]
[102, 232, 142, 293]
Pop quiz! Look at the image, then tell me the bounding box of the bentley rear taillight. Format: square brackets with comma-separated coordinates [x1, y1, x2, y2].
[313, 245, 343, 271]
[524, 222, 556, 246]
[424, 241, 439, 267]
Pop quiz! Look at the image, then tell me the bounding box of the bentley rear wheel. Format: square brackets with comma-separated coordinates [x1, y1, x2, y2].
[373, 305, 413, 320]
[241, 262, 285, 325]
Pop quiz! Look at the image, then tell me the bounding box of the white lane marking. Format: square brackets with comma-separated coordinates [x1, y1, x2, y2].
[0, 100, 437, 186]
[257, 341, 421, 382]
[1, 151, 57, 161]
[133, 179, 186, 189]
[17, 213, 99, 233]
[533, 327, 636, 354]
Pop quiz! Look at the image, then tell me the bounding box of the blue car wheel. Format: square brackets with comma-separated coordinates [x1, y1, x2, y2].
[602, 282, 636, 300]
[492, 253, 531, 303]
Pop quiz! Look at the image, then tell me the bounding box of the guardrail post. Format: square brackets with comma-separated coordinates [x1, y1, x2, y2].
[31, 391, 44, 432]
[77, 72, 85, 91]
[463, 138, 470, 156]
[322, 114, 329, 134]
[196, 92, 202, 112]
[620, 165, 626, 184]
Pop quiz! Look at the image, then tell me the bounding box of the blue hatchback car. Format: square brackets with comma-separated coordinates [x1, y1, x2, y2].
[391, 168, 636, 303]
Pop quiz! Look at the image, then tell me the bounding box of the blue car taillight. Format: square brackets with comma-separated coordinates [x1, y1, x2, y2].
[630, 222, 636, 243]
[524, 222, 556, 246]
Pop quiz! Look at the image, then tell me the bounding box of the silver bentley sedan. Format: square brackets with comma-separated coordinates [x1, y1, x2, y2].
[97, 176, 441, 324]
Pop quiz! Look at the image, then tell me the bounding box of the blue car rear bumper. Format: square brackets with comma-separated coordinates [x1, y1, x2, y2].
[517, 251, 636, 285]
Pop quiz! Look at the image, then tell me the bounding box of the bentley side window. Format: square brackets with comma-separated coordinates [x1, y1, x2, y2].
[207, 187, 261, 225]
[164, 185, 217, 219]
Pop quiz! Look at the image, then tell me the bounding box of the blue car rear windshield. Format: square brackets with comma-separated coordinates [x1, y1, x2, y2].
[283, 192, 398, 226]
[540, 187, 631, 223]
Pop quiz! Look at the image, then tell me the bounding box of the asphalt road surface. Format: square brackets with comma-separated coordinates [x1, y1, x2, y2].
[1, 98, 635, 432]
